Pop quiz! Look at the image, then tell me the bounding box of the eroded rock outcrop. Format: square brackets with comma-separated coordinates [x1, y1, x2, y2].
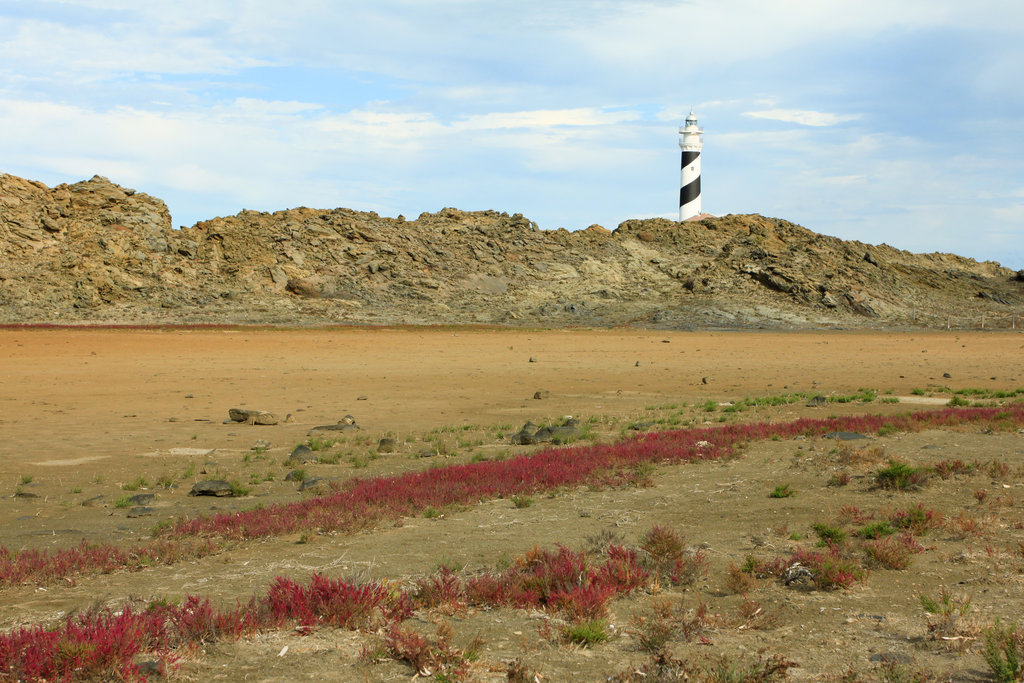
[1, 172, 1021, 328]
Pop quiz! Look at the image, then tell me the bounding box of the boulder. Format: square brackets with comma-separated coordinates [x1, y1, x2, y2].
[509, 421, 538, 445]
[298, 477, 330, 494]
[228, 408, 279, 425]
[189, 480, 234, 496]
[287, 444, 315, 464]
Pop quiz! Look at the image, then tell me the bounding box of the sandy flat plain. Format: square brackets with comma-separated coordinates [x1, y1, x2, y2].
[2, 327, 1020, 466]
[1, 327, 1024, 681]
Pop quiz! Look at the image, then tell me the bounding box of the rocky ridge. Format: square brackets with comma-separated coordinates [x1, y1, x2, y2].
[2, 172, 1022, 328]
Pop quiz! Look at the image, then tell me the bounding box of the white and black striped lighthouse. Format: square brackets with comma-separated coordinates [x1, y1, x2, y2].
[678, 109, 704, 221]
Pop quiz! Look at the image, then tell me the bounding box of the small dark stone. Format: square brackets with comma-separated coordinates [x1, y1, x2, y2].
[823, 431, 870, 441]
[377, 437, 397, 453]
[284, 469, 305, 482]
[81, 495, 104, 507]
[942, 372, 952, 378]
[533, 390, 550, 400]
[127, 507, 155, 518]
[309, 422, 359, 433]
[869, 652, 911, 665]
[805, 395, 827, 407]
[298, 477, 326, 492]
[128, 493, 155, 506]
[528, 356, 537, 363]
[13, 490, 38, 498]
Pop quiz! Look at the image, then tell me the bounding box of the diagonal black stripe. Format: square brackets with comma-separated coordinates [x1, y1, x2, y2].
[679, 177, 701, 207]
[680, 151, 700, 168]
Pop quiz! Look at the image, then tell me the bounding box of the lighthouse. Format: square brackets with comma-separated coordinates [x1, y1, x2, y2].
[678, 109, 704, 221]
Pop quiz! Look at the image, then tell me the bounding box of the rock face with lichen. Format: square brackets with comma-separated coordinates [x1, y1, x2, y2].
[1, 172, 1021, 328]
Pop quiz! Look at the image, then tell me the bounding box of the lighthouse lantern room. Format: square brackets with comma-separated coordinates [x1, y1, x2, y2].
[678, 109, 704, 221]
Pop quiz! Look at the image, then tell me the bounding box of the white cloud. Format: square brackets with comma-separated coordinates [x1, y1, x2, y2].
[743, 109, 861, 127]
[455, 108, 640, 130]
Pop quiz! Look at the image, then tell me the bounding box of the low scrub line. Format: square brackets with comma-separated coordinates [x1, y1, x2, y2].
[162, 404, 1024, 541]
[1, 405, 1022, 589]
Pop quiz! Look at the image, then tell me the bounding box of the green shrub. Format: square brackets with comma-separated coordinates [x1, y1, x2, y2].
[856, 521, 896, 539]
[304, 435, 337, 451]
[768, 484, 794, 499]
[811, 523, 847, 546]
[875, 460, 927, 490]
[121, 476, 148, 491]
[563, 618, 609, 645]
[983, 621, 1024, 683]
[228, 480, 250, 497]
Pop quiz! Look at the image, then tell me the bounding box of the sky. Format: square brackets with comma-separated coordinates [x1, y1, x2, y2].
[1, 1, 1022, 269]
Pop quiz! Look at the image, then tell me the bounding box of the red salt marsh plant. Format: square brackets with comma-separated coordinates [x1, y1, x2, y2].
[863, 532, 925, 570]
[0, 533, 659, 681]
[462, 543, 649, 620]
[2, 404, 1024, 589]
[0, 574, 410, 681]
